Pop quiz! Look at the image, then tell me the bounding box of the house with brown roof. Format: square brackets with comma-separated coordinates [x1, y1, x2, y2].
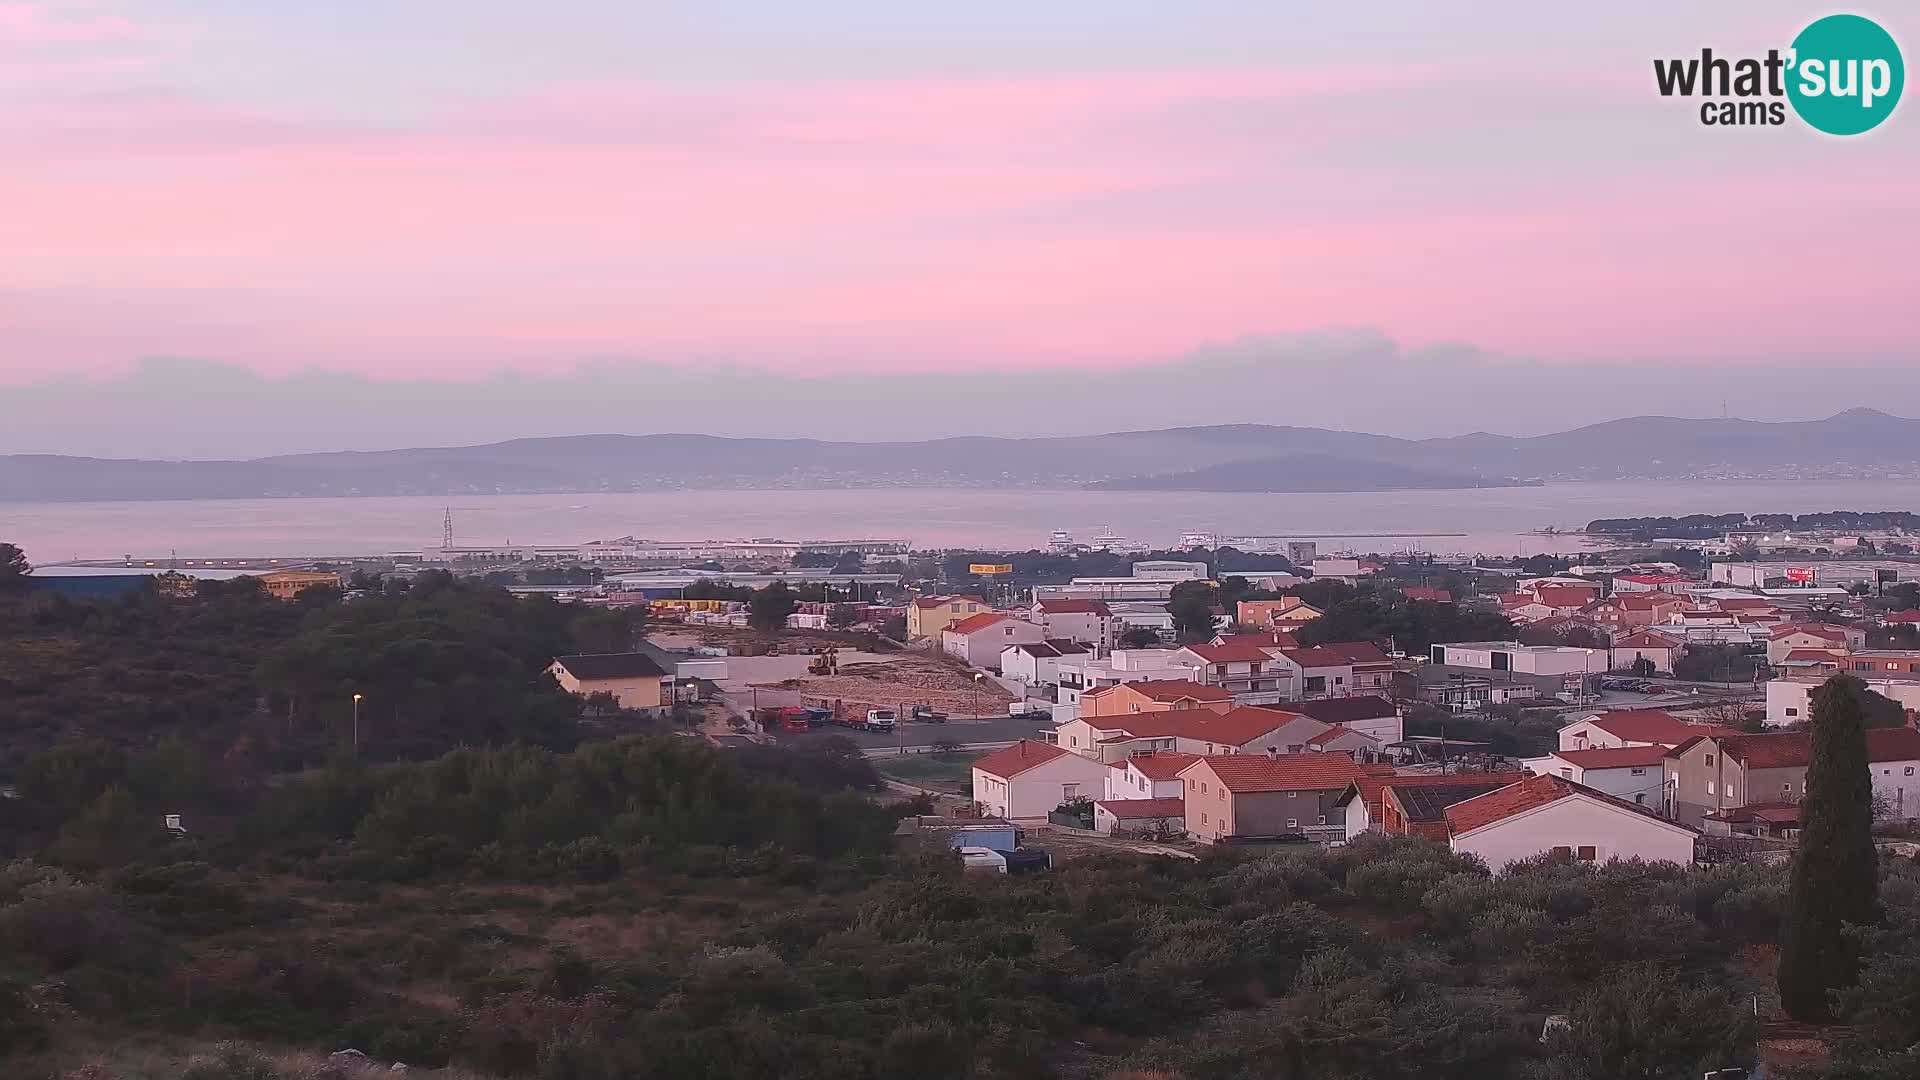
[1291, 695, 1404, 744]
[1172, 641, 1296, 704]
[1055, 706, 1326, 763]
[1082, 679, 1233, 718]
[1664, 726, 1920, 827]
[549, 653, 669, 713]
[1236, 597, 1322, 631]
[1180, 754, 1368, 843]
[1307, 725, 1383, 759]
[1092, 797, 1187, 838]
[999, 639, 1090, 687]
[1103, 750, 1200, 801]
[1556, 709, 1737, 753]
[1332, 770, 1527, 839]
[1400, 586, 1454, 603]
[1029, 598, 1119, 650]
[1766, 622, 1867, 664]
[1581, 592, 1685, 634]
[1445, 774, 1698, 872]
[1381, 779, 1518, 840]
[1522, 745, 1671, 808]
[1268, 646, 1364, 700]
[941, 613, 1046, 668]
[1610, 630, 1684, 674]
[907, 595, 990, 639]
[971, 740, 1113, 821]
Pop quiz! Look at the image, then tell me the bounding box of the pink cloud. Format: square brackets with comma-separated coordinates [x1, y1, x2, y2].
[0, 2, 134, 47]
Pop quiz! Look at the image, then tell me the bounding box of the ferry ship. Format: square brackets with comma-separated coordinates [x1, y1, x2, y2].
[1046, 529, 1075, 552]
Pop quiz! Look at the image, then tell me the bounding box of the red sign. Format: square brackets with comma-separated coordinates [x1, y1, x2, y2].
[1785, 566, 1816, 584]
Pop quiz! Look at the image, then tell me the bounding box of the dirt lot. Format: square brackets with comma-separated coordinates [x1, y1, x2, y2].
[750, 652, 1017, 718]
[648, 624, 895, 655]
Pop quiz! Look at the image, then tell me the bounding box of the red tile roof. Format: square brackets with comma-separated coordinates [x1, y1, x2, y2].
[1534, 586, 1600, 609]
[1612, 593, 1683, 611]
[1092, 707, 1303, 746]
[1618, 574, 1692, 585]
[1189, 753, 1366, 794]
[1336, 769, 1527, 824]
[1309, 725, 1376, 747]
[945, 612, 1014, 635]
[1290, 696, 1398, 724]
[1709, 727, 1920, 770]
[1279, 646, 1357, 668]
[1318, 640, 1391, 665]
[1782, 648, 1844, 663]
[1036, 599, 1113, 615]
[1094, 797, 1187, 819]
[914, 594, 984, 609]
[971, 739, 1072, 779]
[1886, 610, 1920, 624]
[1183, 641, 1284, 663]
[1213, 630, 1300, 649]
[1120, 751, 1201, 779]
[1442, 774, 1579, 834]
[1400, 586, 1454, 603]
[1499, 591, 1533, 606]
[1130, 679, 1232, 703]
[1548, 745, 1672, 769]
[1613, 631, 1679, 650]
[1770, 623, 1849, 641]
[1576, 709, 1735, 746]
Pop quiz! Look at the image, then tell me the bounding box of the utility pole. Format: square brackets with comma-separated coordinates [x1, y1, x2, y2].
[351, 693, 364, 750]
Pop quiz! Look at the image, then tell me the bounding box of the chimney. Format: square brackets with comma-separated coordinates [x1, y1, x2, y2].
[1266, 746, 1278, 758]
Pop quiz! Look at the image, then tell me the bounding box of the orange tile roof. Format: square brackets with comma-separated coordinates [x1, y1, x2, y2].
[1094, 797, 1187, 818]
[1186, 753, 1365, 793]
[1318, 640, 1391, 665]
[1577, 709, 1734, 746]
[1336, 770, 1528, 824]
[945, 612, 1013, 635]
[971, 739, 1072, 779]
[1613, 631, 1680, 649]
[1093, 707, 1303, 746]
[1445, 773, 1692, 835]
[1770, 622, 1849, 640]
[1129, 679, 1232, 703]
[1400, 586, 1453, 602]
[1707, 727, 1920, 770]
[914, 594, 984, 609]
[1183, 641, 1284, 663]
[1549, 745, 1672, 769]
[1279, 646, 1357, 668]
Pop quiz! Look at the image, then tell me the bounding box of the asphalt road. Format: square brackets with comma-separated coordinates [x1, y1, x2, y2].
[783, 714, 1054, 750]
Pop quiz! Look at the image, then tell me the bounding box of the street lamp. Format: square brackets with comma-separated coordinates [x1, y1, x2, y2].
[973, 672, 984, 719]
[352, 692, 364, 749]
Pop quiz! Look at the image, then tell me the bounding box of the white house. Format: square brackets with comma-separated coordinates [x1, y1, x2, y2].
[1310, 557, 1363, 582]
[999, 640, 1090, 687]
[1092, 798, 1187, 837]
[1444, 774, 1699, 873]
[1766, 623, 1867, 664]
[1307, 725, 1384, 758]
[1030, 599, 1119, 650]
[1052, 649, 1204, 717]
[1767, 674, 1920, 727]
[942, 613, 1047, 669]
[1611, 631, 1684, 674]
[1556, 709, 1732, 752]
[1521, 745, 1670, 807]
[1054, 706, 1324, 764]
[1291, 696, 1404, 744]
[1430, 642, 1599, 677]
[1102, 750, 1199, 801]
[970, 740, 1112, 821]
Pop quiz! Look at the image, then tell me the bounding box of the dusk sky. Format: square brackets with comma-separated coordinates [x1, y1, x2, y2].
[3, 2, 1916, 456]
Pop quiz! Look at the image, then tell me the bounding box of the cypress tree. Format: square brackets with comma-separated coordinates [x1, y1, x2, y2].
[1777, 674, 1881, 1020]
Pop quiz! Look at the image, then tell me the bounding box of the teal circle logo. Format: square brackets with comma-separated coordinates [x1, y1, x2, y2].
[1787, 14, 1903, 135]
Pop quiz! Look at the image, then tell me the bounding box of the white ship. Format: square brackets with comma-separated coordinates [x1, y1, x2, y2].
[1089, 527, 1127, 551]
[1046, 529, 1075, 552]
[1178, 531, 1221, 550]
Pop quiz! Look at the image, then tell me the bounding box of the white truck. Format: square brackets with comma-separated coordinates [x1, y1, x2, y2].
[865, 708, 898, 732]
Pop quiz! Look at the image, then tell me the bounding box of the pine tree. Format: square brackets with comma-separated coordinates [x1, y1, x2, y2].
[1778, 674, 1881, 1020]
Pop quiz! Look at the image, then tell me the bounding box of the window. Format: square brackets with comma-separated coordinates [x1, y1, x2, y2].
[1630, 767, 1646, 776]
[1705, 754, 1714, 766]
[1062, 784, 1079, 799]
[1783, 783, 1792, 793]
[1786, 707, 1799, 717]
[1707, 780, 1715, 795]
[1318, 815, 1328, 825]
[1907, 767, 1916, 777]
[1559, 768, 1573, 779]
[1287, 819, 1299, 829]
[1289, 790, 1299, 798]
[1635, 793, 1646, 805]
[1552, 845, 1572, 856]
[1201, 812, 1208, 825]
[1201, 782, 1208, 794]
[1577, 846, 1597, 861]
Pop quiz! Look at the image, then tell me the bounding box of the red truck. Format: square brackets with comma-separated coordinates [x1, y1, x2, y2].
[761, 706, 813, 733]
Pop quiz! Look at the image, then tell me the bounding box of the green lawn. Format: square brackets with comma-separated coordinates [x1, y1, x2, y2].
[874, 751, 983, 787]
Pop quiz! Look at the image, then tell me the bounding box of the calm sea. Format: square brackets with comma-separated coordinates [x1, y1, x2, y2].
[5, 479, 1919, 562]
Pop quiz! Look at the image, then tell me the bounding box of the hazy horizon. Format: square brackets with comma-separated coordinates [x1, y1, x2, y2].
[4, 2, 1916, 456]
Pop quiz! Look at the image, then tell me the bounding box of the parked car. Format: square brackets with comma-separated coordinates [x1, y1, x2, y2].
[1008, 702, 1051, 720]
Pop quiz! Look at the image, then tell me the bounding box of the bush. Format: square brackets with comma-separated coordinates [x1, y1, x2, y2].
[178, 1043, 279, 1080]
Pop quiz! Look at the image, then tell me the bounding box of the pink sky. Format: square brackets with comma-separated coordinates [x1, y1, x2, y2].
[2, 1, 1916, 386]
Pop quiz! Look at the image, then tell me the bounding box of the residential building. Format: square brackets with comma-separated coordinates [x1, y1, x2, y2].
[942, 614, 1047, 668]
[1334, 770, 1528, 840]
[1380, 779, 1518, 840]
[1307, 725, 1384, 758]
[1445, 774, 1699, 873]
[1173, 641, 1296, 704]
[1665, 727, 1920, 826]
[1522, 746, 1671, 807]
[1030, 599, 1119, 651]
[1611, 631, 1683, 674]
[1181, 754, 1367, 843]
[259, 569, 342, 600]
[1430, 641, 1602, 677]
[1612, 573, 1696, 594]
[1766, 622, 1867, 664]
[999, 640, 1090, 687]
[1580, 592, 1685, 634]
[1055, 706, 1326, 763]
[1092, 797, 1187, 837]
[1290, 695, 1405, 744]
[907, 595, 990, 639]
[548, 653, 669, 713]
[1103, 750, 1200, 801]
[971, 740, 1113, 821]
[1842, 649, 1920, 677]
[1236, 598, 1324, 631]
[1082, 679, 1234, 717]
[1051, 648, 1204, 717]
[1314, 641, 1395, 693]
[1557, 709, 1737, 752]
[1766, 673, 1920, 727]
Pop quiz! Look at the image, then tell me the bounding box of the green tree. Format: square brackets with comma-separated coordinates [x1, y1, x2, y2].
[1779, 674, 1881, 1020]
[1168, 581, 1218, 644]
[1118, 626, 1162, 649]
[52, 785, 150, 869]
[0, 543, 28, 594]
[748, 581, 798, 631]
[1631, 656, 1658, 678]
[827, 604, 858, 629]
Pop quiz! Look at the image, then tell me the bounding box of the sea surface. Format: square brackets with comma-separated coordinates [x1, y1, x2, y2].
[4, 479, 1919, 562]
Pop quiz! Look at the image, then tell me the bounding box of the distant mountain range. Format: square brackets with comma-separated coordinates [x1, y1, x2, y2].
[2, 408, 1915, 502]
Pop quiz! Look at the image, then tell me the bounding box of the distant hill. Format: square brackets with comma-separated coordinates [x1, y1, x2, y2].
[1, 409, 1916, 501]
[1085, 454, 1522, 493]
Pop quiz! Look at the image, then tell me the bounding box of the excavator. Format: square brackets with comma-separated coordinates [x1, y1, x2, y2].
[807, 647, 840, 676]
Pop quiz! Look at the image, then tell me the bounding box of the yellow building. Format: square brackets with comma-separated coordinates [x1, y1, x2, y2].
[549, 653, 669, 714]
[906, 595, 990, 639]
[259, 570, 342, 601]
